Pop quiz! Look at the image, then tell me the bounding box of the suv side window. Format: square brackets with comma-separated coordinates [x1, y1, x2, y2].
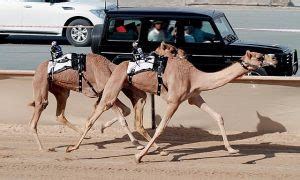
[147, 20, 177, 43]
[183, 20, 217, 43]
[107, 19, 141, 41]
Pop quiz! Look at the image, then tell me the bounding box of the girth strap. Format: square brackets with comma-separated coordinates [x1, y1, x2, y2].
[157, 59, 164, 96]
[82, 74, 99, 96]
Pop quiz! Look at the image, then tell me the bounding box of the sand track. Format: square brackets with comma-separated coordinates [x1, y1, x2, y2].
[0, 123, 299, 179]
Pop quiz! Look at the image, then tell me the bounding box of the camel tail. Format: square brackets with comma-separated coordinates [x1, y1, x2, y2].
[28, 101, 35, 107]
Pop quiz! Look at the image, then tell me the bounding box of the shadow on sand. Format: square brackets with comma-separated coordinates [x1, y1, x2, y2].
[57, 112, 300, 163]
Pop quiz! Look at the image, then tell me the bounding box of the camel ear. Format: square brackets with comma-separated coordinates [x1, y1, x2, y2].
[246, 50, 252, 59]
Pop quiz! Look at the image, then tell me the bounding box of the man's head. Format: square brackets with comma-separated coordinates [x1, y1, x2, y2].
[153, 20, 163, 30]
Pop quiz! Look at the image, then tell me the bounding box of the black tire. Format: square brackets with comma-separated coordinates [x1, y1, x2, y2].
[91, 24, 103, 54]
[247, 68, 268, 76]
[66, 19, 93, 47]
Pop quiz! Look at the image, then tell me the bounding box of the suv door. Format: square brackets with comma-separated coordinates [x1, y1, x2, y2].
[22, 0, 61, 34]
[0, 0, 24, 33]
[179, 19, 225, 72]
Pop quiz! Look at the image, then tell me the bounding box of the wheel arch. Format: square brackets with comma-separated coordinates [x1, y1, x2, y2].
[62, 16, 93, 37]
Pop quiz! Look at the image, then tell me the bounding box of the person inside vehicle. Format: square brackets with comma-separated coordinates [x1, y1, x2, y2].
[192, 21, 213, 42]
[167, 27, 177, 42]
[114, 20, 127, 33]
[184, 26, 195, 43]
[148, 20, 166, 42]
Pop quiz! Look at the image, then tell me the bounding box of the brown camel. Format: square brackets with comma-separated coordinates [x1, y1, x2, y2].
[66, 43, 277, 163]
[29, 53, 157, 151]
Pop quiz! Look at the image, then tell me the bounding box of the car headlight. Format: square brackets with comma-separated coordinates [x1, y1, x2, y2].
[90, 9, 105, 19]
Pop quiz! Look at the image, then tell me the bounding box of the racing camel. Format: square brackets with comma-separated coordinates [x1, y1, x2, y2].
[29, 53, 155, 151]
[66, 43, 277, 163]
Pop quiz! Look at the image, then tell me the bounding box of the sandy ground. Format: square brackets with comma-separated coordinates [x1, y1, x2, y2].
[0, 76, 300, 179]
[0, 124, 300, 179]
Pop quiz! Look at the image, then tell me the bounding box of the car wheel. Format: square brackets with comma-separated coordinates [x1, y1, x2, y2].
[66, 19, 93, 47]
[247, 68, 268, 76]
[91, 24, 103, 54]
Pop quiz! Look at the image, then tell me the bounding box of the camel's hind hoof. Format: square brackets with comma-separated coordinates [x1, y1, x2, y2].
[66, 145, 77, 153]
[137, 145, 144, 150]
[48, 148, 57, 152]
[135, 154, 142, 164]
[84, 135, 92, 140]
[228, 148, 239, 154]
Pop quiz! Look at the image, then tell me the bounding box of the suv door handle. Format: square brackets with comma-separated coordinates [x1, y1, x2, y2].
[24, 5, 32, 8]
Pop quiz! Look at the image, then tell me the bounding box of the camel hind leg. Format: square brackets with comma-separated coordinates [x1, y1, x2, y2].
[29, 75, 49, 151]
[50, 85, 83, 134]
[122, 88, 169, 154]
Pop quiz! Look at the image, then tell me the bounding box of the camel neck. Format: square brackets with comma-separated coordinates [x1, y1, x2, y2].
[192, 62, 248, 91]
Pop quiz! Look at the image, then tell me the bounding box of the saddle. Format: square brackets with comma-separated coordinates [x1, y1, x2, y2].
[127, 51, 168, 96]
[48, 53, 97, 95]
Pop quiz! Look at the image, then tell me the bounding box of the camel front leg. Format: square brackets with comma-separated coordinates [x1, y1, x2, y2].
[65, 102, 109, 153]
[135, 103, 179, 163]
[188, 95, 239, 154]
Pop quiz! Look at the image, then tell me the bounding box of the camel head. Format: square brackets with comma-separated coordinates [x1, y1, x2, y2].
[155, 42, 186, 59]
[241, 50, 277, 71]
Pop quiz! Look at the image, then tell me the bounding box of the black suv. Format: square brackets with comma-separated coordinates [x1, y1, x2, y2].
[91, 7, 298, 76]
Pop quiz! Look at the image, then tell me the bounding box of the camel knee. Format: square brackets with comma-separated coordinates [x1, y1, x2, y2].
[188, 98, 196, 105]
[122, 106, 131, 117]
[35, 100, 48, 110]
[215, 114, 224, 125]
[119, 118, 128, 127]
[56, 115, 67, 124]
[29, 123, 37, 133]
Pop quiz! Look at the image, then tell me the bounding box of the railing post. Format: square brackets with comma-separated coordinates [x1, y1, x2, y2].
[151, 94, 156, 129]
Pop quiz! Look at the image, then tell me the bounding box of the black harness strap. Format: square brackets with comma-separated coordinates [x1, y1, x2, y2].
[76, 54, 86, 93]
[156, 56, 168, 96]
[82, 74, 99, 95]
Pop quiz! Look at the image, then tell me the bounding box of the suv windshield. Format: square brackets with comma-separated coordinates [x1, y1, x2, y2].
[214, 16, 237, 43]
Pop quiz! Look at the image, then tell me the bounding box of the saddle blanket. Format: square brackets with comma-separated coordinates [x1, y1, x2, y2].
[127, 56, 155, 75]
[48, 54, 73, 74]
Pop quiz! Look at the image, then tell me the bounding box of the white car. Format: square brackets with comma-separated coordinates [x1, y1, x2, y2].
[0, 0, 115, 46]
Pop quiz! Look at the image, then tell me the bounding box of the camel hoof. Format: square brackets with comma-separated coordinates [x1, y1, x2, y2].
[84, 136, 92, 140]
[135, 154, 142, 164]
[66, 145, 77, 153]
[48, 148, 56, 152]
[159, 150, 169, 156]
[228, 148, 239, 154]
[136, 145, 144, 150]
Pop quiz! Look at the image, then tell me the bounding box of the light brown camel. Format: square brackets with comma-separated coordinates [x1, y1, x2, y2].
[66, 43, 277, 163]
[29, 53, 156, 151]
